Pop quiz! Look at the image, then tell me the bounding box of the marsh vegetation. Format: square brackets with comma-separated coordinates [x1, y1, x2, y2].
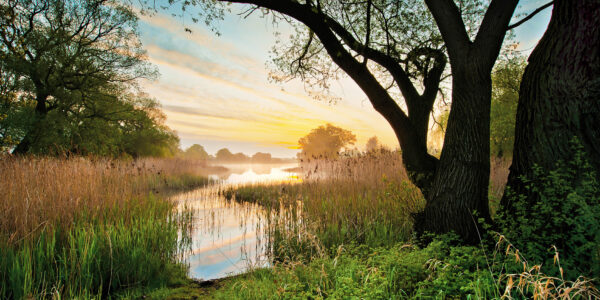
[1, 0, 599, 298]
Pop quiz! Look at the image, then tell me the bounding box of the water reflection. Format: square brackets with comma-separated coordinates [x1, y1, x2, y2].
[172, 163, 299, 280]
[209, 163, 299, 184]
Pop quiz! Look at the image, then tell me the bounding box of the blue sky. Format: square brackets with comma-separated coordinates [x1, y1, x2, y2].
[137, 1, 552, 157]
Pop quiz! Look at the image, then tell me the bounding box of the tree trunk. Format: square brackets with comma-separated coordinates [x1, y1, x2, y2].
[415, 65, 492, 244]
[502, 1, 600, 212]
[12, 93, 49, 154]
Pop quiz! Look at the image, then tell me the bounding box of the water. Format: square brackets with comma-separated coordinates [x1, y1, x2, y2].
[172, 163, 299, 280]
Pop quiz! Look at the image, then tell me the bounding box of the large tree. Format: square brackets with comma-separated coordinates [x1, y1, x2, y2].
[177, 0, 521, 243]
[0, 0, 154, 154]
[497, 1, 600, 277]
[502, 2, 600, 219]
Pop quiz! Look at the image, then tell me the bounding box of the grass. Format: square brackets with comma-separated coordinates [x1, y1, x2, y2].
[216, 150, 598, 299]
[222, 149, 424, 259]
[2, 152, 596, 299]
[0, 156, 211, 298]
[210, 234, 600, 299]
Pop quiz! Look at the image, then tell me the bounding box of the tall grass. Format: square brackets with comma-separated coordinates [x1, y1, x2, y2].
[0, 156, 210, 243]
[223, 150, 425, 260]
[0, 156, 207, 298]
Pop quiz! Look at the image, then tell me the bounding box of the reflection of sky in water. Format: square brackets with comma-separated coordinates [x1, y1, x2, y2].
[173, 164, 298, 280]
[209, 163, 300, 184]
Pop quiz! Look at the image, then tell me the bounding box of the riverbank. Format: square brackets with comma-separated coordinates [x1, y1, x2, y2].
[0, 157, 211, 299]
[210, 152, 599, 299]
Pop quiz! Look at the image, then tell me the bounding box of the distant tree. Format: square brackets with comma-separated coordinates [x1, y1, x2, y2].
[365, 136, 380, 152]
[185, 144, 210, 160]
[0, 0, 155, 154]
[232, 152, 249, 162]
[216, 148, 233, 161]
[252, 152, 272, 163]
[490, 56, 526, 158]
[298, 124, 356, 159]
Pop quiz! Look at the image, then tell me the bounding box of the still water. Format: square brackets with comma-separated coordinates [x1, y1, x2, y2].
[172, 163, 299, 280]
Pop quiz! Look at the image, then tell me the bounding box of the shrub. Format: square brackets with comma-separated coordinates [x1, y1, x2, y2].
[497, 141, 600, 280]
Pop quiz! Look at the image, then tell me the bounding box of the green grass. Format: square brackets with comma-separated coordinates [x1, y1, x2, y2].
[210, 237, 500, 299]
[0, 194, 193, 299]
[211, 234, 600, 299]
[217, 157, 600, 299]
[149, 173, 212, 191]
[222, 179, 423, 262]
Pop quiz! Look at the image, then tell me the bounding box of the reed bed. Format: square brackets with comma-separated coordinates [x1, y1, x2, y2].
[0, 156, 209, 298]
[223, 150, 515, 261]
[0, 156, 210, 244]
[223, 150, 425, 259]
[215, 152, 598, 299]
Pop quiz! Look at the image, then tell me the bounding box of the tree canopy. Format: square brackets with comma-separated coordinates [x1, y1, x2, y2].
[185, 144, 210, 160]
[298, 123, 356, 159]
[365, 136, 381, 152]
[0, 0, 178, 157]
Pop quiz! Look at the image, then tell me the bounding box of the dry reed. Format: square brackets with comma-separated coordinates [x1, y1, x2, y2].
[0, 156, 211, 245]
[494, 235, 600, 299]
[226, 149, 424, 253]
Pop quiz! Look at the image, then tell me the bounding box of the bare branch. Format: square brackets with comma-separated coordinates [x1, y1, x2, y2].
[507, 1, 553, 30]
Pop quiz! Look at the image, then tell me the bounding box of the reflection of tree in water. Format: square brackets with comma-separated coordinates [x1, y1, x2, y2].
[251, 164, 273, 175]
[212, 164, 275, 179]
[213, 165, 247, 180]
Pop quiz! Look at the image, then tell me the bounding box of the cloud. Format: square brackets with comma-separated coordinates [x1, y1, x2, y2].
[137, 11, 400, 155]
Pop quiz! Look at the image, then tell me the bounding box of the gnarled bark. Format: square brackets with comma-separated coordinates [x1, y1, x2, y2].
[502, 0, 600, 212]
[217, 0, 518, 243]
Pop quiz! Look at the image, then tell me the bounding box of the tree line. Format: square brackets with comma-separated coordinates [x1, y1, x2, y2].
[182, 143, 294, 163]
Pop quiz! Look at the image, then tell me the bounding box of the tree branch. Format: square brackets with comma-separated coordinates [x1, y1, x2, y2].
[424, 0, 471, 63]
[507, 1, 553, 30]
[473, 0, 519, 69]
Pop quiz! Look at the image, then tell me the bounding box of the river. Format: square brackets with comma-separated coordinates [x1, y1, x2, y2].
[171, 163, 300, 280]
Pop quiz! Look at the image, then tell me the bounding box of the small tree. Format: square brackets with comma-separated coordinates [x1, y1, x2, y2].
[298, 124, 356, 159]
[365, 136, 380, 152]
[252, 152, 272, 163]
[185, 144, 210, 160]
[216, 148, 233, 161]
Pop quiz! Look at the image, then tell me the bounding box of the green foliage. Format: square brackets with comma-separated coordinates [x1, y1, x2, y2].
[0, 195, 192, 299]
[497, 140, 600, 280]
[184, 144, 210, 160]
[0, 94, 34, 152]
[490, 56, 526, 158]
[212, 235, 498, 299]
[0, 0, 179, 157]
[24, 91, 180, 157]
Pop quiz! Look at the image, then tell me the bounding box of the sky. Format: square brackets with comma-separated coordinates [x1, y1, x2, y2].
[136, 1, 552, 158]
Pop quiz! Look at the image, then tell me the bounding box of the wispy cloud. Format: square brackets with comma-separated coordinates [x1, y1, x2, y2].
[137, 11, 405, 156]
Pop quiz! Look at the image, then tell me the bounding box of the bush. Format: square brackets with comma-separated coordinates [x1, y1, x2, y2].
[497, 142, 600, 280]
